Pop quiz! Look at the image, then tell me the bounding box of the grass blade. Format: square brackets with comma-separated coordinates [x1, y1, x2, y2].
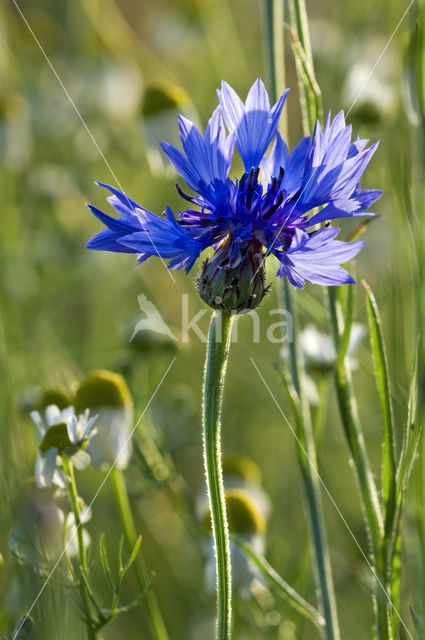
[409, 605, 424, 638]
[397, 350, 421, 494]
[288, 25, 323, 132]
[231, 534, 325, 633]
[99, 533, 115, 590]
[363, 281, 397, 519]
[327, 287, 383, 556]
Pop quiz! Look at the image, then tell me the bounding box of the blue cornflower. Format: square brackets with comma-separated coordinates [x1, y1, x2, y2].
[87, 79, 381, 311]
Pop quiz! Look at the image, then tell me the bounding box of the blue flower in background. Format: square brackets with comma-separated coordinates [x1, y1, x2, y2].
[87, 79, 381, 303]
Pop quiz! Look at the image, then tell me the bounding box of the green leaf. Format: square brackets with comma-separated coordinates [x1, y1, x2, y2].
[274, 362, 301, 424]
[117, 535, 125, 578]
[231, 534, 324, 632]
[389, 510, 402, 636]
[363, 281, 397, 519]
[397, 351, 422, 495]
[39, 422, 72, 452]
[122, 535, 143, 577]
[336, 281, 354, 371]
[287, 15, 322, 133]
[79, 570, 104, 620]
[410, 605, 423, 638]
[387, 354, 422, 635]
[115, 577, 154, 615]
[328, 286, 383, 555]
[346, 216, 378, 243]
[99, 533, 115, 590]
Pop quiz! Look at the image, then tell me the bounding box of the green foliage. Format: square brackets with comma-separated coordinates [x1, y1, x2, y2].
[1, 0, 424, 639]
[232, 534, 325, 632]
[364, 281, 397, 516]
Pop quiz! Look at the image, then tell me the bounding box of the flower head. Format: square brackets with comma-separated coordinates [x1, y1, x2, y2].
[197, 456, 270, 597]
[202, 490, 266, 597]
[87, 79, 381, 309]
[296, 322, 365, 372]
[280, 322, 366, 405]
[30, 405, 97, 487]
[74, 370, 133, 470]
[9, 479, 91, 566]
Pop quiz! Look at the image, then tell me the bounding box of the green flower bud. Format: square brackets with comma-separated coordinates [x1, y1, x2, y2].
[74, 370, 132, 412]
[141, 82, 195, 177]
[222, 455, 262, 485]
[202, 489, 266, 535]
[197, 238, 270, 314]
[38, 388, 73, 412]
[141, 82, 190, 117]
[128, 321, 178, 356]
[74, 370, 133, 470]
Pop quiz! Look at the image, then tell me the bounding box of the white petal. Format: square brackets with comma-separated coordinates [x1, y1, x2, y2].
[36, 448, 59, 487]
[44, 405, 61, 426]
[81, 415, 98, 440]
[30, 411, 46, 440]
[71, 449, 91, 470]
[348, 322, 366, 354]
[67, 415, 79, 443]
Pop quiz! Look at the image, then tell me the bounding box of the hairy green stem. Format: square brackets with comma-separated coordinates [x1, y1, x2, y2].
[202, 311, 233, 640]
[110, 467, 169, 640]
[63, 456, 97, 640]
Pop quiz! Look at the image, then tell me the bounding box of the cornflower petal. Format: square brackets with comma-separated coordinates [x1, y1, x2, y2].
[161, 108, 234, 209]
[276, 227, 365, 288]
[308, 188, 382, 225]
[218, 79, 289, 170]
[261, 131, 289, 185]
[118, 207, 201, 272]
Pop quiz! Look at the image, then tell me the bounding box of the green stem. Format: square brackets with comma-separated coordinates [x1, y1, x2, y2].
[283, 281, 340, 640]
[264, 0, 287, 138]
[288, 0, 317, 135]
[330, 290, 383, 553]
[202, 311, 234, 640]
[265, 2, 339, 636]
[327, 289, 392, 639]
[110, 467, 169, 640]
[232, 534, 325, 632]
[63, 456, 97, 640]
[288, 0, 312, 64]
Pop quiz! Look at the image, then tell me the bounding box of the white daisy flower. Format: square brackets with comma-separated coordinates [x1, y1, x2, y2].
[74, 370, 133, 470]
[202, 489, 267, 598]
[30, 405, 97, 488]
[8, 480, 91, 566]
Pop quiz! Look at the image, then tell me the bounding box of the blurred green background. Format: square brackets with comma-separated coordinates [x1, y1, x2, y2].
[0, 0, 422, 638]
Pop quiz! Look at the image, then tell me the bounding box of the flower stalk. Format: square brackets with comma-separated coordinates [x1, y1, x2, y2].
[202, 311, 234, 640]
[328, 285, 398, 640]
[288, 0, 323, 136]
[264, 0, 287, 139]
[265, 2, 340, 638]
[62, 455, 97, 640]
[284, 1, 392, 636]
[283, 284, 341, 640]
[109, 467, 169, 640]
